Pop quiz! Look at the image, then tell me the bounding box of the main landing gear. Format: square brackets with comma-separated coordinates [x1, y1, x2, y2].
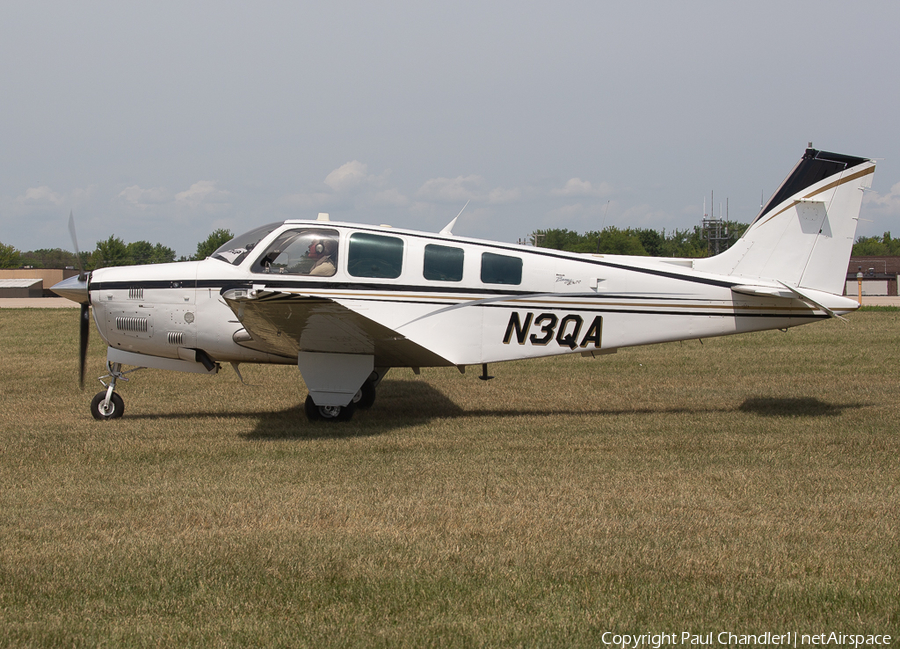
[89, 362, 133, 421]
[304, 395, 355, 422]
[303, 372, 381, 422]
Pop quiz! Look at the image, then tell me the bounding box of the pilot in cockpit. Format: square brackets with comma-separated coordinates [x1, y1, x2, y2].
[307, 238, 336, 276]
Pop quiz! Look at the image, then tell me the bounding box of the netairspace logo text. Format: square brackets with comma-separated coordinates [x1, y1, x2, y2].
[600, 631, 892, 648]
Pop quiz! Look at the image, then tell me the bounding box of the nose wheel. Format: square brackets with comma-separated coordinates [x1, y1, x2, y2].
[89, 361, 132, 420]
[91, 390, 124, 420]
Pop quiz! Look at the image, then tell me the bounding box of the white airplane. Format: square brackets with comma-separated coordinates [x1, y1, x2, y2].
[53, 147, 875, 421]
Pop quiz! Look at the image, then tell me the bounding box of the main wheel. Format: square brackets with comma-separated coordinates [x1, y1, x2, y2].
[90, 391, 125, 420]
[352, 380, 377, 410]
[304, 395, 355, 422]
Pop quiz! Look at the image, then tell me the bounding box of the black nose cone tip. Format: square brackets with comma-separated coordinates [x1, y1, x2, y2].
[51, 275, 90, 304]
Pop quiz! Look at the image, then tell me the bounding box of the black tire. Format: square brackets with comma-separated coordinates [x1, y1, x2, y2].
[304, 395, 355, 422]
[90, 391, 125, 420]
[352, 380, 376, 410]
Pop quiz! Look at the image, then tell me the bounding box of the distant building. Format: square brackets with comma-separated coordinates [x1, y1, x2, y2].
[0, 268, 79, 297]
[845, 257, 900, 297]
[0, 278, 43, 298]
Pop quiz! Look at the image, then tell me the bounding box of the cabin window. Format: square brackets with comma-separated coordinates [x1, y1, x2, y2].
[348, 232, 404, 279]
[423, 244, 464, 282]
[253, 229, 339, 276]
[481, 252, 522, 285]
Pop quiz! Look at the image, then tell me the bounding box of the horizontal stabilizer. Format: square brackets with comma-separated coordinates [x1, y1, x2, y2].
[731, 283, 858, 319]
[775, 281, 853, 320]
[731, 284, 796, 299]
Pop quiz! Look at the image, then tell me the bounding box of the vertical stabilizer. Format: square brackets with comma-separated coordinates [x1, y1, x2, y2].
[695, 148, 875, 294]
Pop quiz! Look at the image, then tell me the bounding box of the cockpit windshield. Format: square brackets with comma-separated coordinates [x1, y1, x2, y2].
[253, 229, 339, 276]
[210, 222, 281, 265]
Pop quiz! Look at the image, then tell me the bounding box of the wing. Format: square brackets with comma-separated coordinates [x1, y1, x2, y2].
[223, 288, 453, 368]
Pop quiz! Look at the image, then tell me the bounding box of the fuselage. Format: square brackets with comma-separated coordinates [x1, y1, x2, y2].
[86, 219, 847, 370]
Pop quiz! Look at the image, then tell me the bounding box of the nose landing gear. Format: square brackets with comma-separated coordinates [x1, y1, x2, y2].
[89, 362, 133, 421]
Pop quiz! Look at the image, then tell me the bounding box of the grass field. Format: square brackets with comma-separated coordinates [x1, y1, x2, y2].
[1, 308, 897, 647]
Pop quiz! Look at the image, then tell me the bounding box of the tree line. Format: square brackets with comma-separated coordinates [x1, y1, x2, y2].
[531, 222, 750, 257]
[533, 224, 900, 260]
[850, 232, 900, 256]
[1, 225, 898, 270]
[0, 229, 233, 270]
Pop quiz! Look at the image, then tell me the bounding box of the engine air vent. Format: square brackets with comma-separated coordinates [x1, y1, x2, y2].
[167, 331, 185, 346]
[128, 287, 144, 300]
[116, 316, 149, 333]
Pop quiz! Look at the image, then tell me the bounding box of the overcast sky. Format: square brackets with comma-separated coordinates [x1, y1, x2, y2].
[2, 1, 899, 258]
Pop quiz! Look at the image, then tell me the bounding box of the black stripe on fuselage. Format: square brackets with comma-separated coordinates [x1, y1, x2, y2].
[92, 266, 732, 296]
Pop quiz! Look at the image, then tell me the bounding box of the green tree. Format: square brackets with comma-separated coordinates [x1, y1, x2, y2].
[0, 242, 21, 269]
[194, 228, 234, 261]
[122, 241, 175, 265]
[92, 236, 130, 268]
[534, 223, 747, 258]
[852, 232, 900, 256]
[126, 240, 156, 265]
[20, 248, 79, 269]
[151, 243, 176, 264]
[852, 236, 888, 256]
[635, 228, 664, 257]
[659, 227, 707, 258]
[533, 229, 584, 251]
[593, 227, 647, 255]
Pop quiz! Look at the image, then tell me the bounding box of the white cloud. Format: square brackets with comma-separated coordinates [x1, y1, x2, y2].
[487, 187, 522, 204]
[551, 178, 613, 198]
[546, 202, 593, 222]
[118, 185, 170, 208]
[324, 161, 370, 192]
[71, 185, 97, 202]
[16, 185, 65, 205]
[174, 181, 231, 208]
[417, 175, 485, 203]
[371, 188, 409, 207]
[864, 182, 900, 213]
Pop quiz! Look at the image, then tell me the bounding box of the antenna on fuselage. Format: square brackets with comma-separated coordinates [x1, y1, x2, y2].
[439, 200, 469, 236]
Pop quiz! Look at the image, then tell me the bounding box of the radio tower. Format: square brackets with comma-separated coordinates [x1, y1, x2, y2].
[702, 190, 729, 256]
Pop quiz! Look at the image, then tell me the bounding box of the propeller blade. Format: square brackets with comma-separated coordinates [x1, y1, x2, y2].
[63, 212, 91, 389]
[79, 303, 90, 389]
[68, 210, 86, 281]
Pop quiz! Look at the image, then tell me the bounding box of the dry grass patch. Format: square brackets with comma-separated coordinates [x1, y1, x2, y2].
[0, 309, 897, 646]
